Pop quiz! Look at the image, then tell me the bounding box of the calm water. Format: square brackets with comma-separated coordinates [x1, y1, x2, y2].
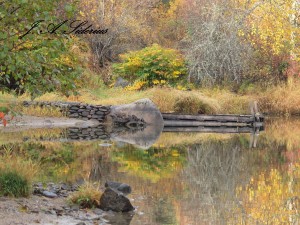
[1, 118, 300, 224]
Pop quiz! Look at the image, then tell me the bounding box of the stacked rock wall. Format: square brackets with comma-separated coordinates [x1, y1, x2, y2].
[67, 104, 110, 122]
[23, 101, 111, 122]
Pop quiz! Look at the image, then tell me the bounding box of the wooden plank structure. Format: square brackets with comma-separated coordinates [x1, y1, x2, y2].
[162, 101, 264, 134]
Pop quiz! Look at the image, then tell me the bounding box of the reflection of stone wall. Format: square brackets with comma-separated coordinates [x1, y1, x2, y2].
[23, 101, 111, 122]
[67, 126, 110, 141]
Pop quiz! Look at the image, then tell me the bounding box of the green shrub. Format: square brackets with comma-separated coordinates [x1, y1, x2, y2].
[113, 44, 187, 90]
[174, 96, 216, 114]
[0, 1, 81, 97]
[0, 171, 30, 197]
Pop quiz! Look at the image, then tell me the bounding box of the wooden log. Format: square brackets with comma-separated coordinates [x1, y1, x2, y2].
[163, 120, 250, 127]
[253, 122, 264, 127]
[162, 113, 255, 123]
[163, 126, 254, 133]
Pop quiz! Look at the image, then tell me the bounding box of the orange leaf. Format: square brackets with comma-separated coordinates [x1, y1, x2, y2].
[2, 119, 7, 127]
[0, 112, 4, 119]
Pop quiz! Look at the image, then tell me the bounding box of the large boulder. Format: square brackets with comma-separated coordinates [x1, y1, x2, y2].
[107, 98, 164, 149]
[99, 188, 134, 212]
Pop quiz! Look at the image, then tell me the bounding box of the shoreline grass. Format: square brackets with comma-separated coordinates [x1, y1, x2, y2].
[1, 82, 300, 117]
[0, 153, 39, 197]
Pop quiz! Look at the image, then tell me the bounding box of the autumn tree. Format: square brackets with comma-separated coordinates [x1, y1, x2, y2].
[183, 0, 253, 85]
[78, 0, 163, 81]
[172, 0, 300, 85]
[237, 0, 300, 82]
[0, 0, 82, 97]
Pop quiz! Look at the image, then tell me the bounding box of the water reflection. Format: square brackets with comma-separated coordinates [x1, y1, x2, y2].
[1, 118, 300, 224]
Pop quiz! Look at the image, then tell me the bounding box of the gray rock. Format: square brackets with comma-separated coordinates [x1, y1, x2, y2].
[93, 208, 103, 215]
[108, 98, 164, 149]
[69, 128, 79, 132]
[42, 191, 58, 198]
[60, 183, 70, 191]
[114, 77, 130, 88]
[98, 108, 108, 112]
[69, 113, 79, 118]
[81, 111, 90, 116]
[105, 181, 132, 195]
[99, 188, 134, 212]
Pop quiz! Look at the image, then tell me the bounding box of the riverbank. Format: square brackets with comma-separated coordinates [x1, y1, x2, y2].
[1, 83, 300, 117]
[0, 182, 134, 225]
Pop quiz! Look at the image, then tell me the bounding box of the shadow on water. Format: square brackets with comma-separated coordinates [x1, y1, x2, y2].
[1, 118, 300, 224]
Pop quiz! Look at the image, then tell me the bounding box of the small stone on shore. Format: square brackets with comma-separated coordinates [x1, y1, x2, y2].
[42, 191, 58, 198]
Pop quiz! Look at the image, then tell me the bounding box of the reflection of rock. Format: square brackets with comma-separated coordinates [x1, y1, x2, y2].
[105, 181, 132, 195]
[99, 188, 134, 212]
[103, 211, 134, 225]
[67, 125, 110, 141]
[108, 98, 164, 149]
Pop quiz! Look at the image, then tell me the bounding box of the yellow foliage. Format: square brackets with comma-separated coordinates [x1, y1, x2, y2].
[125, 80, 147, 91]
[113, 44, 187, 89]
[236, 164, 300, 224]
[239, 0, 300, 58]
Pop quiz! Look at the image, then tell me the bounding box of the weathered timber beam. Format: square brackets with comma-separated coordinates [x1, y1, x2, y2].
[163, 120, 250, 127]
[163, 126, 254, 133]
[162, 113, 256, 123]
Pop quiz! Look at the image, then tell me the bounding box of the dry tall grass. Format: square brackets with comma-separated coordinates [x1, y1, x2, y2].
[0, 148, 39, 183]
[1, 82, 300, 116]
[0, 150, 39, 196]
[262, 118, 300, 150]
[258, 82, 300, 116]
[68, 182, 102, 208]
[153, 132, 234, 148]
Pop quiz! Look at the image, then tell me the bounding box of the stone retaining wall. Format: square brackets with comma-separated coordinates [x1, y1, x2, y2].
[23, 101, 111, 122]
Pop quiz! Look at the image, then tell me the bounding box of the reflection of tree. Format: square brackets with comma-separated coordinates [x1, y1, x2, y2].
[180, 138, 251, 224]
[110, 144, 187, 183]
[154, 198, 178, 225]
[236, 163, 300, 224]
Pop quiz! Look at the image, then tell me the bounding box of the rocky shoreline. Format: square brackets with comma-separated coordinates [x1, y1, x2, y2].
[0, 182, 135, 225]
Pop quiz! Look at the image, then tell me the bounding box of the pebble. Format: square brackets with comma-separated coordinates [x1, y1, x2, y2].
[42, 191, 58, 198]
[93, 208, 103, 215]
